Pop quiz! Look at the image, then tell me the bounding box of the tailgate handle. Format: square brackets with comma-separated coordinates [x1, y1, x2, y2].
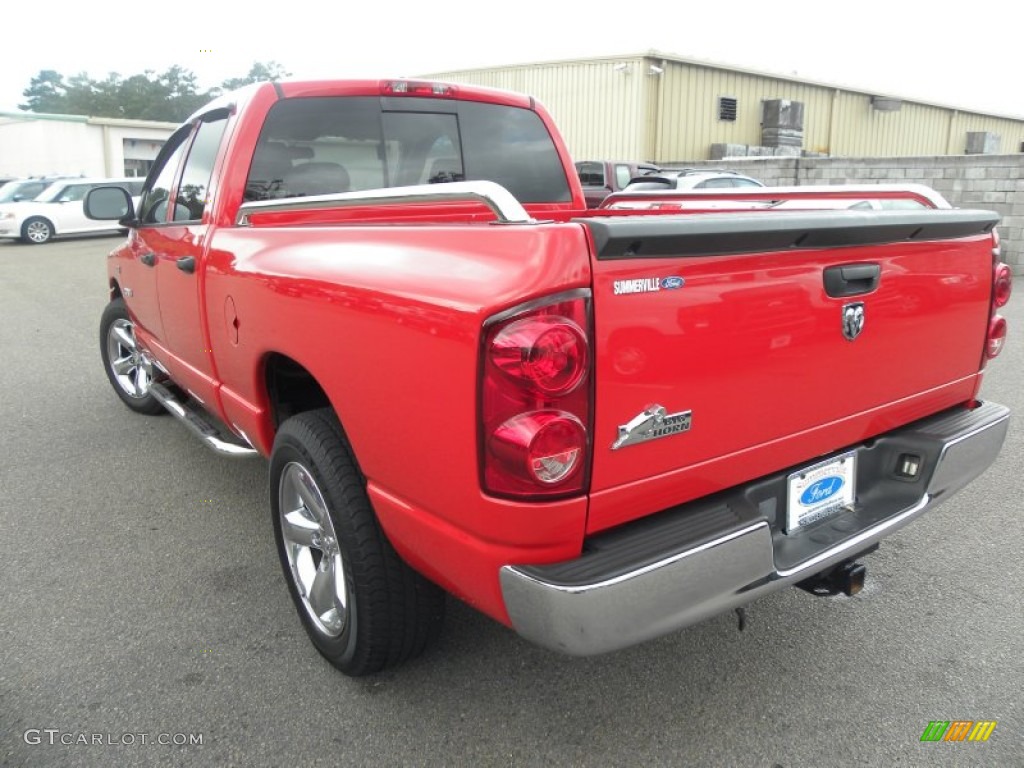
[824, 263, 880, 297]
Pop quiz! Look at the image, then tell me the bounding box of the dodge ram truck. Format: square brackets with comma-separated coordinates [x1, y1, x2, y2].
[85, 79, 1013, 676]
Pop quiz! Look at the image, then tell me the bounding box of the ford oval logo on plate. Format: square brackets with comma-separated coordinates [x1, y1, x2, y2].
[660, 276, 685, 290]
[799, 476, 844, 506]
[786, 451, 856, 533]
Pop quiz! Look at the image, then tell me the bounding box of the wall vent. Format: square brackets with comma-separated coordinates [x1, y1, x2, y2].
[719, 97, 738, 121]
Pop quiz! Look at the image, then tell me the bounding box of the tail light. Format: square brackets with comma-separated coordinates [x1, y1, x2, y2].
[984, 229, 1011, 364]
[480, 290, 592, 499]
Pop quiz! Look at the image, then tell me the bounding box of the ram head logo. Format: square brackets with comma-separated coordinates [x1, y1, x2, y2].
[842, 302, 865, 341]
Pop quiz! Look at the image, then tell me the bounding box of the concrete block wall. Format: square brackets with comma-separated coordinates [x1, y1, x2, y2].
[673, 155, 1024, 273]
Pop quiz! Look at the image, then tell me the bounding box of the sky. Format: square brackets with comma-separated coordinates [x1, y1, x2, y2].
[3, 1, 1023, 119]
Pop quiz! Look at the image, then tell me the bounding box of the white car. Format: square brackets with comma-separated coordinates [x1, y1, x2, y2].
[0, 177, 145, 244]
[623, 169, 764, 191]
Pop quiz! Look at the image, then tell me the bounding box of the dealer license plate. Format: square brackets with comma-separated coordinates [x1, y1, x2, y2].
[785, 450, 857, 533]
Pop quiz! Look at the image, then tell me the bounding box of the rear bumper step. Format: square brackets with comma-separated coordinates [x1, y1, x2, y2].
[150, 382, 258, 458]
[500, 401, 1010, 656]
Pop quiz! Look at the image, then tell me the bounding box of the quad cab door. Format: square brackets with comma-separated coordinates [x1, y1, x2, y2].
[130, 110, 231, 409]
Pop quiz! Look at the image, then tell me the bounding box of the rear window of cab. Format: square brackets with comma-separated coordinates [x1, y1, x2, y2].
[245, 96, 572, 204]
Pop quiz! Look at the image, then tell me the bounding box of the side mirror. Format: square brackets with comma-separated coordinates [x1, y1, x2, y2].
[85, 186, 136, 225]
[11, 194, 24, 202]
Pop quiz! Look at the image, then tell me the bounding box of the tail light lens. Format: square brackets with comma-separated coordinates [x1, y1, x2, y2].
[491, 316, 588, 395]
[480, 291, 592, 499]
[993, 263, 1012, 308]
[490, 411, 586, 485]
[986, 315, 1007, 359]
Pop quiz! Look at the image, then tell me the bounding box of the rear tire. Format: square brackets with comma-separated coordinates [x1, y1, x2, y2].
[270, 409, 445, 675]
[21, 216, 54, 244]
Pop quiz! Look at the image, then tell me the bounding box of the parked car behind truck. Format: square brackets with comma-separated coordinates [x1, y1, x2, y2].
[0, 177, 144, 244]
[623, 167, 764, 191]
[0, 176, 74, 204]
[86, 78, 1011, 676]
[575, 159, 660, 207]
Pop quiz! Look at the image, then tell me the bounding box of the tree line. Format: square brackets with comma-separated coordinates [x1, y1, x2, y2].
[19, 62, 291, 122]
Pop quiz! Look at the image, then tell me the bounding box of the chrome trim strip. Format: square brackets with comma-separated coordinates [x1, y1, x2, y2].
[150, 383, 258, 458]
[236, 180, 534, 226]
[482, 288, 592, 328]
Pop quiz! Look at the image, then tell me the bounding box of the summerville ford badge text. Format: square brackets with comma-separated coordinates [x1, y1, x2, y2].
[613, 276, 684, 295]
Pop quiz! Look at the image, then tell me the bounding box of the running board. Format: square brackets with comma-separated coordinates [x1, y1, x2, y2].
[150, 382, 258, 458]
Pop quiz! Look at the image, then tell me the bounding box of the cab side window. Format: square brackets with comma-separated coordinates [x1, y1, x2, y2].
[172, 117, 228, 222]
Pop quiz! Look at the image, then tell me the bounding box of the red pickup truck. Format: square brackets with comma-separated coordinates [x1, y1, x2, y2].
[86, 79, 1012, 676]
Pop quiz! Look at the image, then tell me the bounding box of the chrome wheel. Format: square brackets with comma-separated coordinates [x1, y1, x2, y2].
[278, 461, 348, 637]
[270, 409, 445, 674]
[106, 318, 153, 399]
[23, 217, 53, 244]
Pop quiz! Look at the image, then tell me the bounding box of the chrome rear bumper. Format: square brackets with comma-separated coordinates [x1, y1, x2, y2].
[500, 401, 1010, 656]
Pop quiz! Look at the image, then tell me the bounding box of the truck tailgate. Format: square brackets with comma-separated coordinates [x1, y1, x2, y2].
[579, 209, 999, 532]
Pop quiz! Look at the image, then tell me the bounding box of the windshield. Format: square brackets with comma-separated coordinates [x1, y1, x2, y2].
[0, 180, 53, 203]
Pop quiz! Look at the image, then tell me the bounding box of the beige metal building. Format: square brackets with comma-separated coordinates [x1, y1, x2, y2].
[0, 112, 176, 180]
[426, 52, 1024, 163]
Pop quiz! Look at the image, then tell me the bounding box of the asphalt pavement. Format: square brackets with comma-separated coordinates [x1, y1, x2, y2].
[1, 236, 1021, 767]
